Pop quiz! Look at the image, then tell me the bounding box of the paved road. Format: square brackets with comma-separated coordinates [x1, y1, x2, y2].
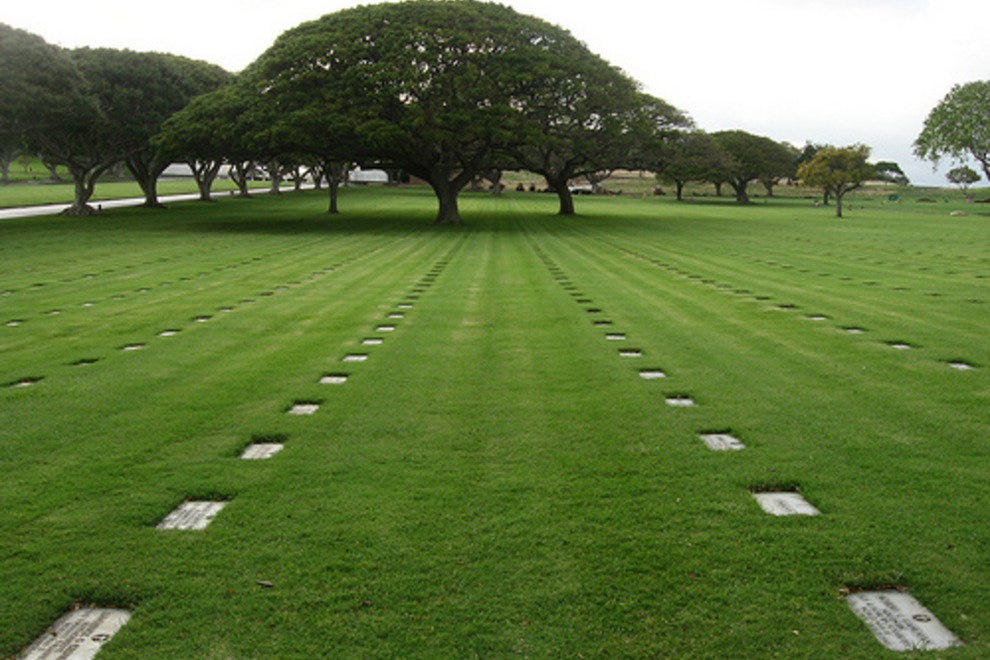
[0, 185, 307, 220]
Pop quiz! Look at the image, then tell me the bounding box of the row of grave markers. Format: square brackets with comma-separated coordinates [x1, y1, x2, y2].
[534, 247, 963, 653]
[594, 238, 980, 374]
[18, 251, 450, 658]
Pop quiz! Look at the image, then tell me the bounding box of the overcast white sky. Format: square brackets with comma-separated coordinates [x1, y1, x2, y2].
[3, 0, 988, 185]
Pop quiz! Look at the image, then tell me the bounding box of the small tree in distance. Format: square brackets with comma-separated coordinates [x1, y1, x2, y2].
[797, 144, 873, 218]
[946, 165, 980, 197]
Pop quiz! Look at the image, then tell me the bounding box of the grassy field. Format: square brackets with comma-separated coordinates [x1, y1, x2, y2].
[0, 187, 986, 656]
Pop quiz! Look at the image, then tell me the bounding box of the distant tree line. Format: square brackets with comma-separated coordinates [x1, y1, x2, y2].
[2, 2, 983, 222]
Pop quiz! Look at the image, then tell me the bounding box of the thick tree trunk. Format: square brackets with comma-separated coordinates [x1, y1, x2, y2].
[0, 159, 9, 184]
[675, 180, 685, 201]
[730, 179, 750, 203]
[714, 181, 723, 197]
[762, 180, 775, 197]
[268, 160, 281, 195]
[550, 177, 575, 215]
[61, 163, 105, 216]
[189, 159, 221, 202]
[428, 176, 466, 225]
[126, 157, 166, 209]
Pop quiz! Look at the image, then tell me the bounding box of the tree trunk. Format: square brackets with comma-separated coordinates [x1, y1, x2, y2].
[125, 156, 166, 209]
[675, 179, 685, 201]
[0, 159, 9, 184]
[714, 181, 723, 197]
[428, 176, 465, 226]
[61, 163, 105, 216]
[549, 175, 575, 215]
[229, 161, 252, 197]
[41, 158, 62, 181]
[762, 180, 775, 197]
[730, 179, 750, 203]
[268, 160, 281, 195]
[835, 188, 844, 218]
[189, 159, 221, 202]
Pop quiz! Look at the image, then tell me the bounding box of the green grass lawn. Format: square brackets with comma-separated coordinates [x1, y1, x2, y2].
[1, 187, 986, 656]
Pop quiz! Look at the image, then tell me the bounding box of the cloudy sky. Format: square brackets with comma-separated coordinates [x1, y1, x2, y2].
[3, 0, 988, 185]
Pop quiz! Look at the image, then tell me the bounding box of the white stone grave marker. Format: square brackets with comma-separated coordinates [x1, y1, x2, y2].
[699, 433, 745, 451]
[376, 325, 396, 332]
[6, 320, 22, 327]
[398, 303, 413, 309]
[846, 590, 962, 651]
[21, 608, 131, 660]
[343, 354, 368, 363]
[752, 491, 820, 516]
[889, 342, 912, 350]
[288, 403, 320, 415]
[320, 374, 348, 385]
[158, 330, 178, 337]
[639, 370, 666, 379]
[666, 397, 695, 407]
[194, 316, 211, 323]
[948, 361, 974, 371]
[606, 334, 626, 340]
[121, 344, 144, 351]
[82, 302, 94, 308]
[362, 338, 383, 346]
[388, 312, 404, 319]
[10, 378, 39, 388]
[241, 443, 284, 460]
[619, 349, 642, 357]
[807, 315, 828, 321]
[157, 500, 227, 530]
[845, 327, 865, 334]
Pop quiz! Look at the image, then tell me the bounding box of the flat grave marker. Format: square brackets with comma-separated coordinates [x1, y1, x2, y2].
[21, 607, 131, 660]
[807, 315, 829, 321]
[397, 303, 413, 309]
[593, 320, 613, 326]
[888, 342, 912, 350]
[343, 354, 368, 363]
[948, 361, 975, 371]
[376, 325, 396, 332]
[699, 433, 745, 451]
[241, 442, 284, 460]
[606, 333, 626, 340]
[846, 590, 962, 651]
[362, 338, 384, 346]
[619, 349, 642, 358]
[194, 316, 211, 323]
[157, 500, 227, 530]
[844, 327, 866, 334]
[287, 402, 320, 415]
[320, 374, 348, 385]
[9, 377, 41, 388]
[388, 312, 405, 319]
[751, 491, 820, 516]
[158, 330, 179, 337]
[665, 396, 695, 407]
[639, 369, 667, 379]
[6, 320, 23, 327]
[121, 344, 144, 352]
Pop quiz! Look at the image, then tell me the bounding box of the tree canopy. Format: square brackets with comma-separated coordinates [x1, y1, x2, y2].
[656, 131, 731, 200]
[0, 24, 96, 185]
[245, 0, 682, 224]
[711, 130, 796, 203]
[914, 80, 990, 182]
[797, 144, 873, 218]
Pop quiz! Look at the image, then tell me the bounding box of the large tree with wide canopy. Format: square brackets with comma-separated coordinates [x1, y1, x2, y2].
[245, 0, 676, 224]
